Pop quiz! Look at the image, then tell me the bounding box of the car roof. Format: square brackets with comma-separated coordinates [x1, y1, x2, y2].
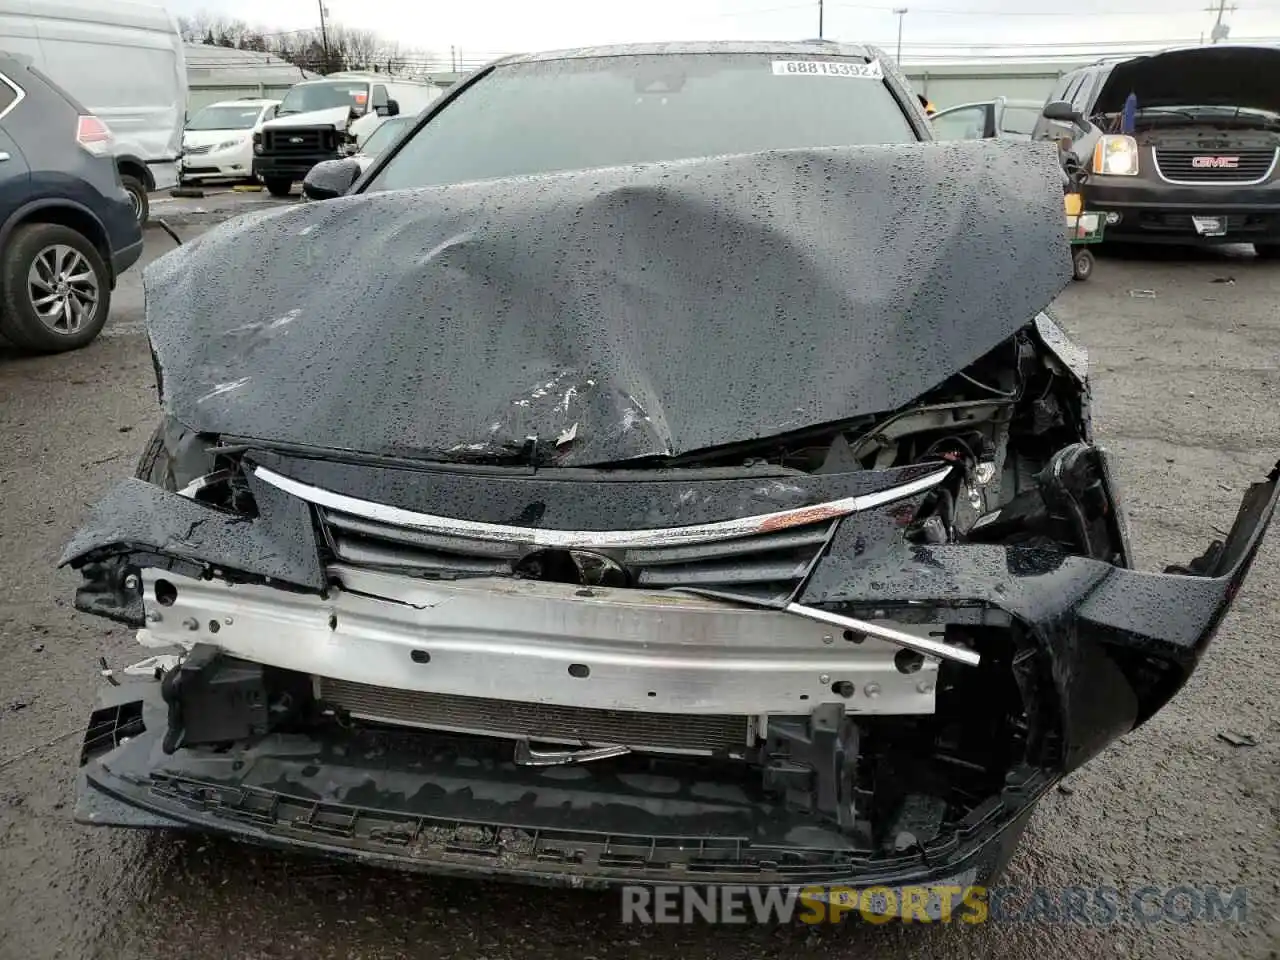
[936, 97, 1044, 111]
[496, 39, 880, 66]
[309, 73, 436, 85]
[204, 98, 278, 107]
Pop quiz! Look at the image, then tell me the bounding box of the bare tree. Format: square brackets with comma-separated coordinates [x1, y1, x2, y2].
[178, 8, 435, 76]
[379, 42, 408, 75]
[327, 25, 379, 71]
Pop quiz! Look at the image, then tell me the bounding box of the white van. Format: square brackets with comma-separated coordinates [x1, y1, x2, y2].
[0, 0, 187, 224]
[253, 74, 442, 196]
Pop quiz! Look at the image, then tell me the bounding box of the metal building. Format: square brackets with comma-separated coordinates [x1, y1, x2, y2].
[902, 60, 1072, 109]
[185, 44, 318, 113]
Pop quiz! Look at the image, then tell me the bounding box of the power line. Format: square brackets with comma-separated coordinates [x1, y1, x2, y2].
[871, 32, 1279, 45]
[832, 1, 1272, 13]
[712, 1, 815, 16]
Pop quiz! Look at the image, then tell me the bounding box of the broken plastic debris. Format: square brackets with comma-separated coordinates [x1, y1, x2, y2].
[1210, 276, 1236, 284]
[1128, 289, 1157, 298]
[557, 422, 579, 446]
[124, 654, 182, 677]
[1217, 730, 1257, 747]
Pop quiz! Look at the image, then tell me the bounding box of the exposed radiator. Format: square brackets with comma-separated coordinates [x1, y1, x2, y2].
[317, 678, 753, 756]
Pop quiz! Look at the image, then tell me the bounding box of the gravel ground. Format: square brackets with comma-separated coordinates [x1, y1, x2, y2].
[0, 216, 1276, 959]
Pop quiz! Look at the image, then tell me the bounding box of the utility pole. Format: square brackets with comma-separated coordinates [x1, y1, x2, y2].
[1206, 0, 1235, 42]
[893, 8, 908, 63]
[318, 1, 330, 61]
[818, 0, 823, 39]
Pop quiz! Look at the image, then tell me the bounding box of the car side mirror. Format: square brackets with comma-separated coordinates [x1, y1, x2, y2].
[376, 98, 400, 118]
[302, 158, 361, 201]
[1042, 100, 1085, 127]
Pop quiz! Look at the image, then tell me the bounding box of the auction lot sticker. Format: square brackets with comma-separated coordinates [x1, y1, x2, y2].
[771, 59, 884, 78]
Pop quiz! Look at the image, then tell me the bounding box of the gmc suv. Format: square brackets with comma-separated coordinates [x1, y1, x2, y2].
[1036, 45, 1280, 253]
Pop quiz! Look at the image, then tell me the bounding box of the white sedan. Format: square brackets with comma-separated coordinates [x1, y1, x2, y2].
[179, 99, 280, 184]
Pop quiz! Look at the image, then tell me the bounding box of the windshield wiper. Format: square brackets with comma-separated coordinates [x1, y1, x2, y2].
[1134, 108, 1200, 122]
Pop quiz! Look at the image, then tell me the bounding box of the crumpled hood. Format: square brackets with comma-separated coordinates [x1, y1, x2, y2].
[1093, 45, 1280, 116]
[262, 106, 351, 131]
[142, 140, 1071, 465]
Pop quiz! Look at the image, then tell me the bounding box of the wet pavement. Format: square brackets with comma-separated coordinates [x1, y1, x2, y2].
[1, 221, 1277, 958]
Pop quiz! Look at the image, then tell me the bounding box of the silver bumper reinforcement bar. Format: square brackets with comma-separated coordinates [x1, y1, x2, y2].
[137, 566, 942, 716]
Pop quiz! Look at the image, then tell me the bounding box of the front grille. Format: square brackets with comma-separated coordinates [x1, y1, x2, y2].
[1153, 148, 1278, 184]
[319, 506, 835, 600]
[263, 126, 337, 155]
[183, 144, 212, 156]
[317, 678, 751, 754]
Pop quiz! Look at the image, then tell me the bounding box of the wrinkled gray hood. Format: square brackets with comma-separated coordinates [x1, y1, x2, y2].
[143, 140, 1071, 465]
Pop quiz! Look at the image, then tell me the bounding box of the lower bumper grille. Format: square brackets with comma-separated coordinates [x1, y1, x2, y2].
[1132, 212, 1280, 236]
[317, 678, 752, 755]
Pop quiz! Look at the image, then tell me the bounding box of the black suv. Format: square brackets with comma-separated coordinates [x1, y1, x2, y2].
[1034, 45, 1280, 252]
[0, 54, 143, 352]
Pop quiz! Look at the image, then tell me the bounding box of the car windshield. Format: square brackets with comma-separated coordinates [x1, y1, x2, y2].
[1123, 105, 1280, 128]
[278, 81, 369, 116]
[367, 52, 918, 191]
[186, 105, 265, 131]
[360, 117, 413, 156]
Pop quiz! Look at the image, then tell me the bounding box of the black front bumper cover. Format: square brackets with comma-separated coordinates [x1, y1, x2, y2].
[70, 460, 1280, 886]
[77, 678, 1036, 889]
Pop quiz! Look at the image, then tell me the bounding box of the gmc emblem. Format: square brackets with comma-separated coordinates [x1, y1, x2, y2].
[1191, 156, 1240, 169]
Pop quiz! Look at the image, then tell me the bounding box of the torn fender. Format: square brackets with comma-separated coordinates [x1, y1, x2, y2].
[59, 474, 325, 624]
[801, 461, 1280, 767]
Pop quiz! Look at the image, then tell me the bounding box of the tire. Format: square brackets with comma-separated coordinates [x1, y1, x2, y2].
[121, 173, 150, 226]
[263, 177, 293, 198]
[0, 223, 112, 352]
[1072, 248, 1094, 281]
[1255, 244, 1280, 260]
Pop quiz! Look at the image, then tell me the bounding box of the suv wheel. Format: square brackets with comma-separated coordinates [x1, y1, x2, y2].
[263, 177, 294, 198]
[1256, 244, 1280, 260]
[0, 223, 112, 353]
[121, 174, 150, 225]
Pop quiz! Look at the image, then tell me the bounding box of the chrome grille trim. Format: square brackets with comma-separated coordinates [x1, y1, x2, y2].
[254, 464, 951, 549]
[1151, 147, 1279, 186]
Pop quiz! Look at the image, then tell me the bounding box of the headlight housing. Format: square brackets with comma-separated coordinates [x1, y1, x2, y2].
[1093, 135, 1140, 176]
[216, 138, 245, 151]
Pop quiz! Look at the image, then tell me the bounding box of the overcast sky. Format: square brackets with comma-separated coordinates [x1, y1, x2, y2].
[166, 0, 1280, 64]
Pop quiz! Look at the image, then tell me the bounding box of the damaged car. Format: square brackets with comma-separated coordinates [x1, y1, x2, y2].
[64, 41, 1278, 893]
[1034, 45, 1280, 251]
